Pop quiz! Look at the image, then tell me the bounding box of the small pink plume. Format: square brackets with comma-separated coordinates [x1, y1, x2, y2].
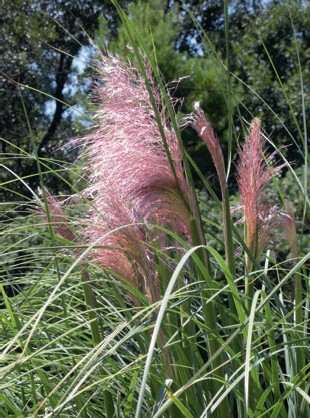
[40, 189, 76, 243]
[236, 118, 284, 270]
[190, 103, 226, 195]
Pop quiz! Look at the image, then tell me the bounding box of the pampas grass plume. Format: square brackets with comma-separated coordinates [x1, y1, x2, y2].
[44, 52, 196, 303]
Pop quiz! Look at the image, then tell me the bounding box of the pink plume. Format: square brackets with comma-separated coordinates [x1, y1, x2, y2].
[70, 53, 194, 301]
[236, 118, 284, 269]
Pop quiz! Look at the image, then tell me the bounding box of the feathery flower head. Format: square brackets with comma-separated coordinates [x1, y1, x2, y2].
[86, 195, 158, 301]
[40, 189, 76, 243]
[189, 103, 226, 195]
[79, 53, 193, 233]
[236, 118, 284, 269]
[68, 52, 194, 301]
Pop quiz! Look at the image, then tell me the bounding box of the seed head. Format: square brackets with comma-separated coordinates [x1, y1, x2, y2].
[72, 53, 194, 301]
[236, 118, 284, 269]
[190, 105, 226, 195]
